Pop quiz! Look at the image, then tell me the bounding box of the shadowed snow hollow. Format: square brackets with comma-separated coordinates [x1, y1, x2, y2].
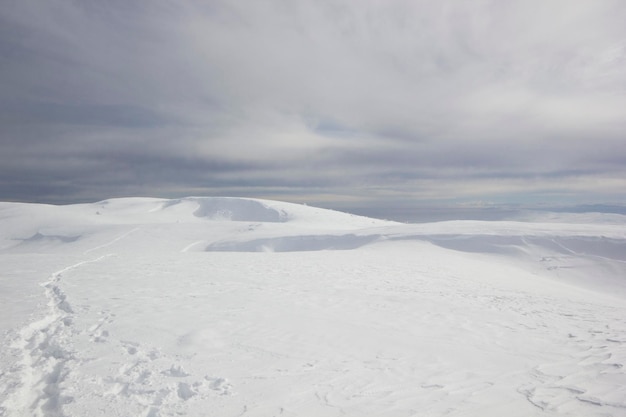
[90, 197, 289, 223]
[184, 197, 288, 222]
[205, 234, 382, 252]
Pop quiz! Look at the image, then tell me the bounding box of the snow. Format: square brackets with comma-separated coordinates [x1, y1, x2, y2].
[1, 196, 625, 417]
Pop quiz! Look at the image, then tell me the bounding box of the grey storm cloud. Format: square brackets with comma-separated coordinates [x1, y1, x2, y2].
[1, 0, 626, 208]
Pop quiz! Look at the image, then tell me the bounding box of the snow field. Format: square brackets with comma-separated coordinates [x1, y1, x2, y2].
[0, 197, 625, 416]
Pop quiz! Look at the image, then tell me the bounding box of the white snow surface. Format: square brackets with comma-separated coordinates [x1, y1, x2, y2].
[1, 196, 625, 417]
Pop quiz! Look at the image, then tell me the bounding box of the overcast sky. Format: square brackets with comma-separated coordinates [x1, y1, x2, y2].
[1, 0, 625, 213]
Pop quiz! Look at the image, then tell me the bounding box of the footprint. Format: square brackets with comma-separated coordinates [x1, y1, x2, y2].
[91, 330, 110, 343]
[161, 365, 189, 377]
[177, 382, 195, 400]
[88, 311, 115, 342]
[121, 341, 139, 355]
[205, 376, 232, 395]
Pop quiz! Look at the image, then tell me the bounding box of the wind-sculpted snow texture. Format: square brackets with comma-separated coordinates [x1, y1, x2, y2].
[0, 197, 625, 417]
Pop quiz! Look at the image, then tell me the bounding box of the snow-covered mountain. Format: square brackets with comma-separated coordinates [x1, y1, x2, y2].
[1, 197, 625, 417]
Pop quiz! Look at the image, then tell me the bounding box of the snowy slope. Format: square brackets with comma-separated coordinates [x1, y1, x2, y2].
[0, 197, 625, 417]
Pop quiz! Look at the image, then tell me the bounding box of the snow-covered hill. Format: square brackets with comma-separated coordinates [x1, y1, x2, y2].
[1, 197, 625, 416]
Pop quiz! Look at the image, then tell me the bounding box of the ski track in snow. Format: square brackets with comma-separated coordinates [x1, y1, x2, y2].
[83, 227, 140, 255]
[180, 240, 204, 253]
